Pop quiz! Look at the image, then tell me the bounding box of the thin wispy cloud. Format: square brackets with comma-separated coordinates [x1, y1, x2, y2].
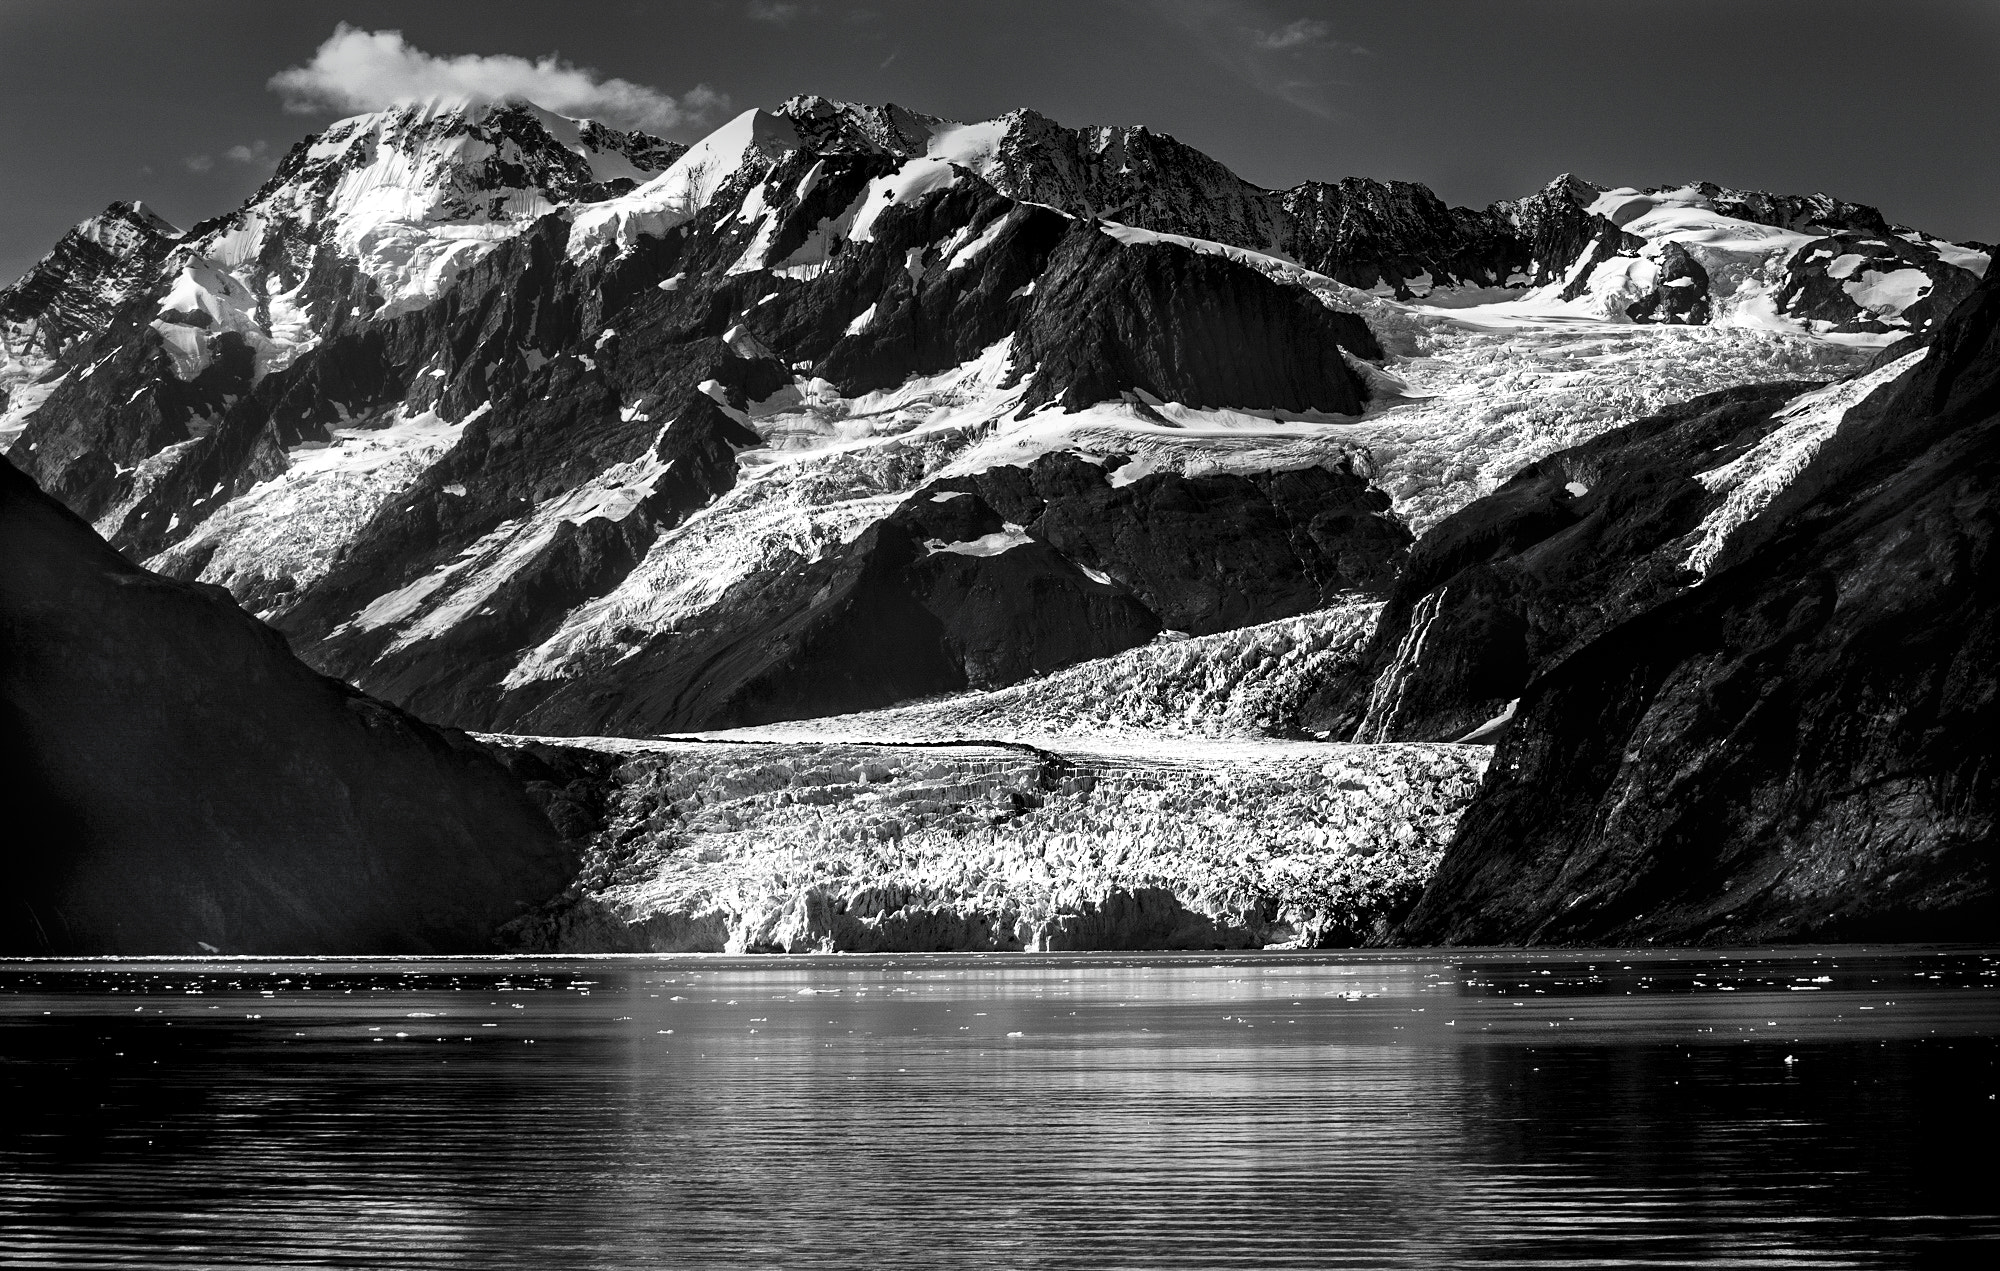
[1134, 1, 1368, 120]
[268, 24, 729, 134]
[182, 140, 276, 174]
[1252, 17, 1368, 55]
[745, 1, 808, 22]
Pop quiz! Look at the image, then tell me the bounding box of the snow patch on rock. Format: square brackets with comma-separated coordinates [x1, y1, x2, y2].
[1683, 347, 1927, 577]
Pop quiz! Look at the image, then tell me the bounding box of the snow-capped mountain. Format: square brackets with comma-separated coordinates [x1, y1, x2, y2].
[3, 89, 1995, 951]
[0, 94, 1988, 743]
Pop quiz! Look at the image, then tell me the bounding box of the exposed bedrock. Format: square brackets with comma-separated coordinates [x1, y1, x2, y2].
[497, 449, 1409, 736]
[1625, 241, 1713, 325]
[1392, 272, 2000, 944]
[1302, 380, 1818, 745]
[1776, 230, 1984, 335]
[0, 201, 179, 361]
[0, 456, 575, 955]
[1280, 178, 1528, 294]
[1009, 220, 1377, 415]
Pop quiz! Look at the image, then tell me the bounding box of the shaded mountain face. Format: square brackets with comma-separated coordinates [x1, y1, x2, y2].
[0, 456, 576, 956]
[1373, 273, 2000, 945]
[1282, 178, 1529, 294]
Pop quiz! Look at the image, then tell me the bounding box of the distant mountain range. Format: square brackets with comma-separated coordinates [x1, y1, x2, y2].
[2, 95, 1992, 952]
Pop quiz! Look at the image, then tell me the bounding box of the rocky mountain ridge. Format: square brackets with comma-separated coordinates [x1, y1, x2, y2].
[5, 96, 1403, 736]
[1393, 270, 2000, 943]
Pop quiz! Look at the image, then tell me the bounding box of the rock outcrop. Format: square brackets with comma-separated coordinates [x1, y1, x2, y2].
[1389, 273, 2000, 944]
[1282, 178, 1528, 295]
[0, 455, 576, 955]
[1303, 378, 1820, 745]
[1011, 221, 1377, 414]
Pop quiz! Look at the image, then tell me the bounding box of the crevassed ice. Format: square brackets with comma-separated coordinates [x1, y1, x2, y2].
[148, 407, 471, 607]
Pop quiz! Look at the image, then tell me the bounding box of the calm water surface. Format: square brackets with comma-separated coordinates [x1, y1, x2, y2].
[1, 948, 1996, 1269]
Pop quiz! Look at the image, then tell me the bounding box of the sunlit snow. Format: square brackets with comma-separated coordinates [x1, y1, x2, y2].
[1681, 347, 1927, 577]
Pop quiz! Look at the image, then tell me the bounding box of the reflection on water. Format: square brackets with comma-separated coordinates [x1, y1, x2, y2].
[0, 949, 1996, 1268]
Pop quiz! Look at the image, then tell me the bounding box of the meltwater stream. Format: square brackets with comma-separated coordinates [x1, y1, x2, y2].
[1, 949, 1995, 1269]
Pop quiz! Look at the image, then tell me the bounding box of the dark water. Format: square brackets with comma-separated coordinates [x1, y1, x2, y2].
[1, 949, 1996, 1269]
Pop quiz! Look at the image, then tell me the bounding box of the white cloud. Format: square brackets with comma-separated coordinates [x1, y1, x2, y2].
[225, 141, 275, 165]
[182, 154, 215, 174]
[268, 24, 730, 134]
[745, 1, 807, 22]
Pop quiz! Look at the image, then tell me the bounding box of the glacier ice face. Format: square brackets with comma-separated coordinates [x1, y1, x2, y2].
[491, 732, 1490, 953]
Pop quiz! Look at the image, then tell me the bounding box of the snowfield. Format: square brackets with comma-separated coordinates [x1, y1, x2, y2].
[716, 599, 1386, 744]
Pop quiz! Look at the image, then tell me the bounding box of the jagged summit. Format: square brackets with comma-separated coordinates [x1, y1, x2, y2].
[0, 201, 181, 355]
[1, 200, 182, 437]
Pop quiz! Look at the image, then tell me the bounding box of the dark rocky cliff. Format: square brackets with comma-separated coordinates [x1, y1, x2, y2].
[1392, 273, 2000, 944]
[1302, 380, 1818, 745]
[1281, 178, 1527, 295]
[1009, 221, 1378, 415]
[0, 202, 179, 362]
[0, 455, 576, 955]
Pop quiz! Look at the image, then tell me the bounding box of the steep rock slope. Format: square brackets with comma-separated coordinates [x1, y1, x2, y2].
[493, 448, 1405, 735]
[1392, 273, 2000, 944]
[0, 202, 180, 441]
[1282, 178, 1528, 295]
[1304, 377, 1834, 744]
[0, 456, 575, 955]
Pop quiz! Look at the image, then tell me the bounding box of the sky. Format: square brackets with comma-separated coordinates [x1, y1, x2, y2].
[2, 0, 1997, 283]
